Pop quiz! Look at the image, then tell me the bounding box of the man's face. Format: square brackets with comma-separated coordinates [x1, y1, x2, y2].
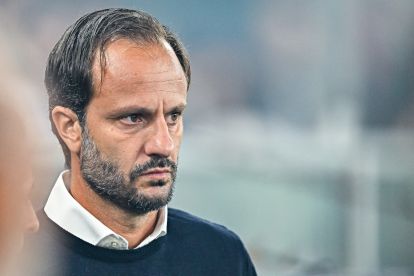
[80, 39, 187, 214]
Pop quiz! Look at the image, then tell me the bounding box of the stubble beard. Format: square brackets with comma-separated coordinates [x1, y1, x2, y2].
[79, 126, 177, 215]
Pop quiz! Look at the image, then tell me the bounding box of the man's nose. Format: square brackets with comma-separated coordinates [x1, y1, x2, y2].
[144, 118, 174, 157]
[25, 202, 39, 233]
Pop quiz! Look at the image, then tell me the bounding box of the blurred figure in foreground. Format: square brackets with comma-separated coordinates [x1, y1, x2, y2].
[0, 95, 39, 274]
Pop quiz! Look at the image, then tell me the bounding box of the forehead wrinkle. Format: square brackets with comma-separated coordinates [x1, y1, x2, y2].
[102, 74, 187, 96]
[129, 78, 186, 85]
[97, 83, 187, 109]
[141, 69, 172, 75]
[91, 72, 187, 99]
[93, 59, 186, 92]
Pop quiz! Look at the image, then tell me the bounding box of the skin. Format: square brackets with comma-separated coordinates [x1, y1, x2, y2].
[52, 39, 187, 248]
[0, 111, 39, 270]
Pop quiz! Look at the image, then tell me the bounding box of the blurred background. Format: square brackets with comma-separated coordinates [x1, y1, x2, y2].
[1, 0, 414, 275]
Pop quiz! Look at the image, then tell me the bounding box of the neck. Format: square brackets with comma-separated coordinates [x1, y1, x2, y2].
[66, 167, 158, 249]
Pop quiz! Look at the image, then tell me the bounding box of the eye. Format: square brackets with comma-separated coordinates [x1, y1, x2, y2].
[167, 112, 182, 125]
[120, 114, 143, 125]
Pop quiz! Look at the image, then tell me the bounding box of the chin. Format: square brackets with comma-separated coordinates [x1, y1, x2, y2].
[141, 180, 172, 197]
[135, 177, 171, 188]
[143, 181, 171, 194]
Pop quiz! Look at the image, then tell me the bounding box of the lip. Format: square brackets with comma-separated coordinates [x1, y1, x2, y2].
[142, 168, 171, 175]
[141, 169, 171, 179]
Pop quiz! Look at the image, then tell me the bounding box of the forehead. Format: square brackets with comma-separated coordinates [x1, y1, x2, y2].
[91, 39, 187, 101]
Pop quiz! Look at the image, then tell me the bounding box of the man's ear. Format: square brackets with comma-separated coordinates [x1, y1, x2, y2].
[51, 107, 83, 155]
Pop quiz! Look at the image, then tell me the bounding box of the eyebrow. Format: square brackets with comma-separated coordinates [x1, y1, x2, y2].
[106, 103, 187, 119]
[106, 107, 153, 119]
[165, 103, 187, 114]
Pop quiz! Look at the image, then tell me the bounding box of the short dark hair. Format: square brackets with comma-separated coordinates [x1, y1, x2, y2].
[45, 8, 191, 168]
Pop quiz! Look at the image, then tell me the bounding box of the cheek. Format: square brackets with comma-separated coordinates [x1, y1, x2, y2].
[90, 124, 141, 165]
[103, 135, 147, 174]
[171, 129, 183, 160]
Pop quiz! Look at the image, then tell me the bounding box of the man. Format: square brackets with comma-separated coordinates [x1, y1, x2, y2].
[33, 8, 256, 275]
[0, 101, 39, 274]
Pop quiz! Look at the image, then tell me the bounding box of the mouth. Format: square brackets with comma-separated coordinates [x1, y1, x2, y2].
[140, 168, 171, 180]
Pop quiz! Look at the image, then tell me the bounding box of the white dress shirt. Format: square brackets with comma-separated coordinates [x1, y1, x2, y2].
[44, 170, 167, 250]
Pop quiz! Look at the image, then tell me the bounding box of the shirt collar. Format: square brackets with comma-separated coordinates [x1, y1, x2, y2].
[44, 170, 168, 249]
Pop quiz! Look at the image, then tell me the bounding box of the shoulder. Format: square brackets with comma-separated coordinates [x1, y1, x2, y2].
[167, 208, 257, 275]
[167, 207, 243, 247]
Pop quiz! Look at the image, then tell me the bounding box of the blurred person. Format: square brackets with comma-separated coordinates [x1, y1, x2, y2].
[31, 8, 256, 275]
[0, 101, 39, 274]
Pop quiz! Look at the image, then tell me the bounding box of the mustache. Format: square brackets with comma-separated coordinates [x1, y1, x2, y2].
[129, 156, 177, 182]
